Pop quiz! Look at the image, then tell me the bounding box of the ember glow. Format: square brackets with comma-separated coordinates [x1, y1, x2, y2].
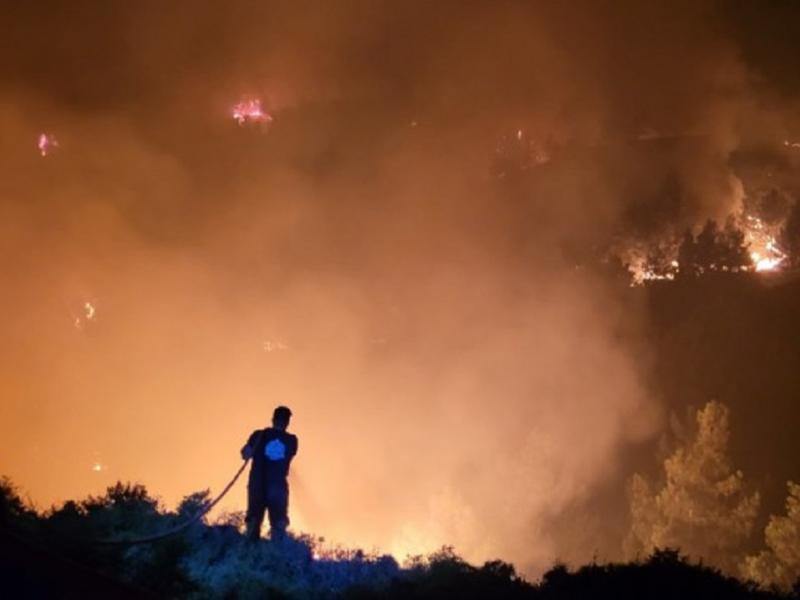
[72, 300, 97, 329]
[231, 98, 273, 126]
[628, 261, 675, 286]
[632, 260, 679, 285]
[37, 133, 58, 156]
[262, 339, 288, 352]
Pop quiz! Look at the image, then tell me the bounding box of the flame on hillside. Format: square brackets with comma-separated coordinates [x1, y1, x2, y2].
[624, 213, 788, 285]
[742, 215, 786, 272]
[231, 98, 273, 126]
[37, 133, 58, 157]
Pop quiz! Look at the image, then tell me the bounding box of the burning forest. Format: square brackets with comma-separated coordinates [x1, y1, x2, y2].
[1, 1, 800, 598]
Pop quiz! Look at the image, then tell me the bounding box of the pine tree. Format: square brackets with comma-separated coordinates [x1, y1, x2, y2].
[677, 229, 699, 278]
[626, 401, 760, 573]
[741, 482, 800, 591]
[694, 220, 721, 272]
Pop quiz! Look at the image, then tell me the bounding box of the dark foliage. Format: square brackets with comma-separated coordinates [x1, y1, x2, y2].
[347, 548, 532, 599]
[677, 219, 752, 278]
[2, 480, 798, 599]
[781, 201, 800, 267]
[0, 477, 35, 529]
[537, 549, 777, 600]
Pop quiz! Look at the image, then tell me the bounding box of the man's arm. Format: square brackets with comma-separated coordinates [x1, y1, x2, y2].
[241, 431, 258, 460]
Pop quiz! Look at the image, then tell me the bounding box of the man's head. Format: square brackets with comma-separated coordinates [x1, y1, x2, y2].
[272, 405, 292, 430]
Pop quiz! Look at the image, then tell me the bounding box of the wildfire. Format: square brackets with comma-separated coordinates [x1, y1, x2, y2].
[753, 255, 783, 271]
[263, 339, 288, 353]
[231, 98, 273, 126]
[37, 133, 58, 157]
[73, 300, 97, 329]
[628, 258, 678, 286]
[624, 212, 789, 286]
[742, 215, 786, 272]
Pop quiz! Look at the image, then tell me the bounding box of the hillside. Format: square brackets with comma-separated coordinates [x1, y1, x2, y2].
[1, 479, 797, 599]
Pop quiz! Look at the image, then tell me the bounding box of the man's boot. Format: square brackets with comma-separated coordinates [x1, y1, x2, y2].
[269, 524, 287, 543]
[245, 518, 261, 542]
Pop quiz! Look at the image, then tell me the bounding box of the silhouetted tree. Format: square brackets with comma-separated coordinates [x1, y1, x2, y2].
[677, 229, 700, 278]
[719, 217, 752, 271]
[695, 220, 721, 271]
[676, 220, 752, 277]
[781, 201, 800, 268]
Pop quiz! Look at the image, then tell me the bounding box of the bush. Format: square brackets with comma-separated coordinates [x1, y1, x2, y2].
[0, 477, 795, 599]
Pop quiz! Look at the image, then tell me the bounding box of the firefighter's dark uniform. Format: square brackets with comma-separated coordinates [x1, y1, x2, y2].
[243, 427, 298, 539]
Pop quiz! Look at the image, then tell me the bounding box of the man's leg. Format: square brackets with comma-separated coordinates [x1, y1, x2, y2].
[245, 487, 266, 541]
[266, 482, 289, 540]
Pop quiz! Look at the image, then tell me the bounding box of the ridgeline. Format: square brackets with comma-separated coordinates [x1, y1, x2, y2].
[1, 479, 796, 599]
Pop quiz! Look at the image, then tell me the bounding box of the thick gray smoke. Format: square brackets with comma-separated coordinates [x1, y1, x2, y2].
[1, 0, 799, 574]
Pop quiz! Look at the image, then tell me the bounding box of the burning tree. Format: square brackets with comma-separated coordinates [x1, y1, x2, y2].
[741, 482, 800, 592]
[626, 401, 760, 573]
[719, 219, 752, 270]
[676, 219, 752, 278]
